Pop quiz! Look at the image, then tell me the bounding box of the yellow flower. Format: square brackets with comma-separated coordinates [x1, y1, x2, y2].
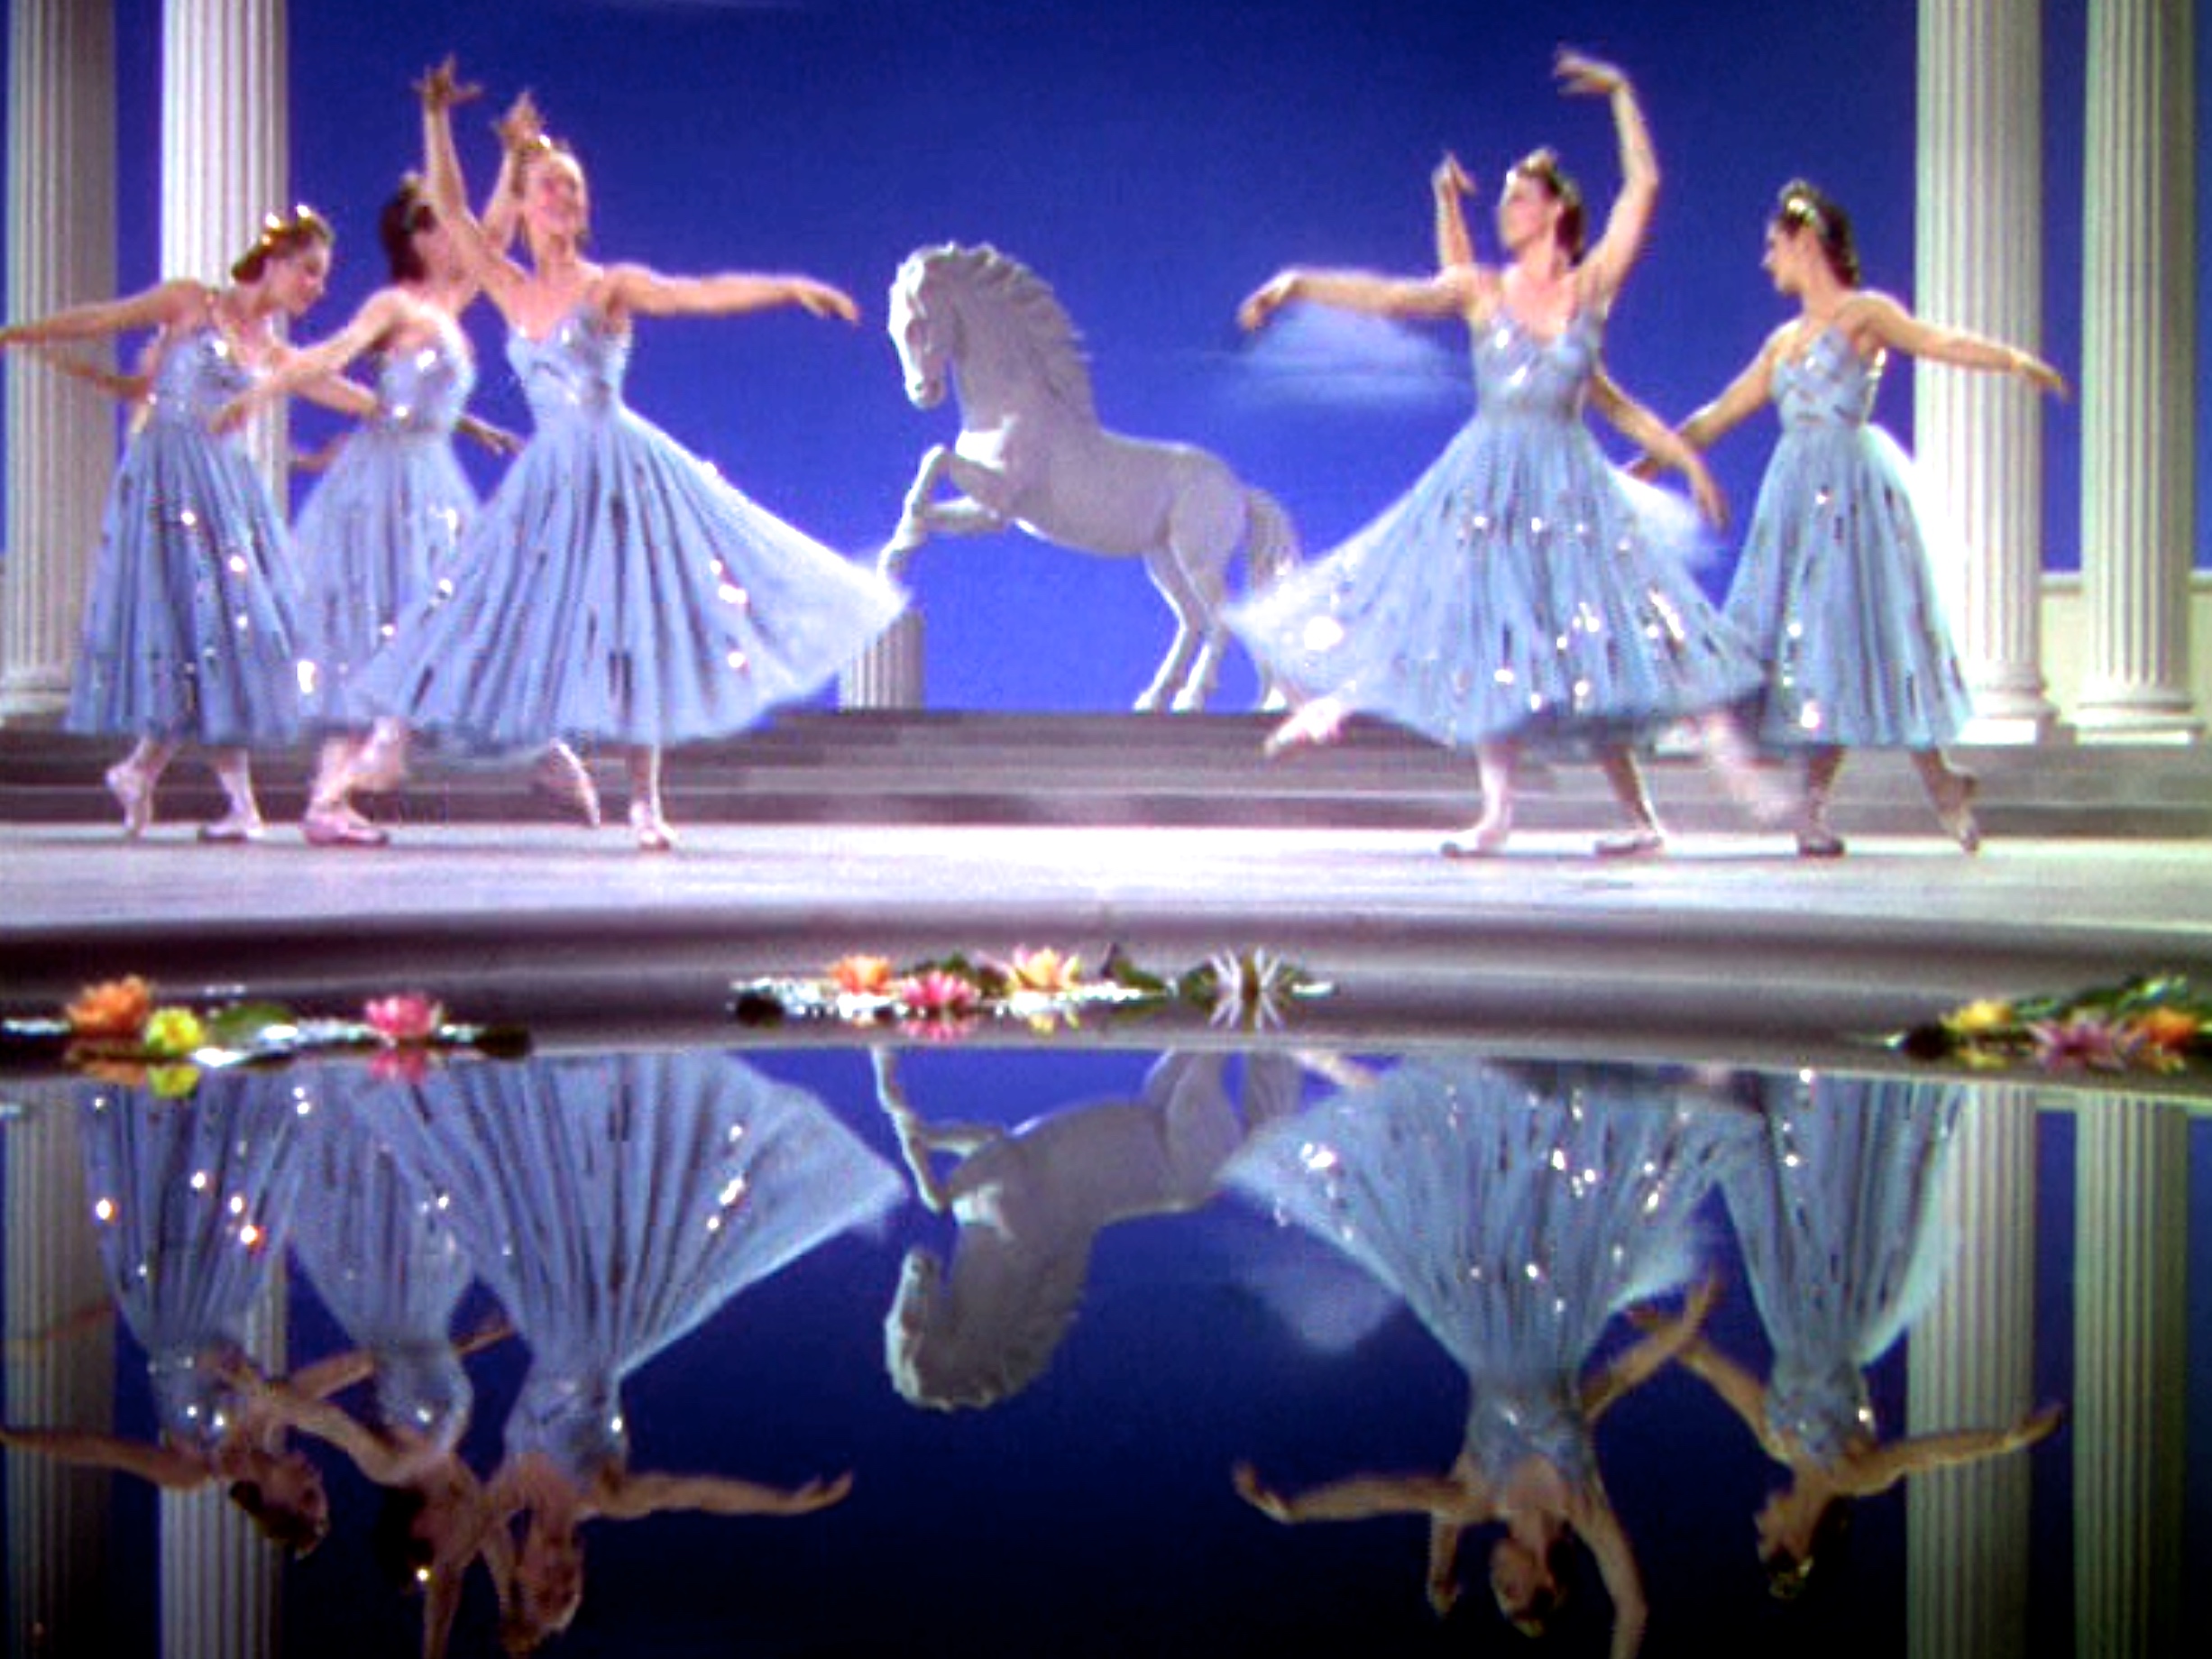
[148, 1063, 202, 1100]
[1005, 947, 1081, 993]
[829, 955, 895, 995]
[1941, 998, 2016, 1037]
[142, 1007, 207, 1059]
[66, 976, 153, 1040]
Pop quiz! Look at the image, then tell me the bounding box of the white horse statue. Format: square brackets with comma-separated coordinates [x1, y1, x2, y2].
[884, 243, 1301, 711]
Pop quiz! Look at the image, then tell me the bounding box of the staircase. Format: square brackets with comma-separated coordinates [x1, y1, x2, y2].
[4, 713, 2207, 839]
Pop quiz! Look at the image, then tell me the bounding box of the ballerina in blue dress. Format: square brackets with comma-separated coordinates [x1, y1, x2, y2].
[1673, 181, 2068, 857]
[363, 1050, 901, 1648]
[1225, 1056, 1754, 1657]
[0, 210, 340, 841]
[353, 60, 905, 851]
[1232, 50, 1785, 857]
[1640, 1071, 2063, 1593]
[222, 158, 600, 846]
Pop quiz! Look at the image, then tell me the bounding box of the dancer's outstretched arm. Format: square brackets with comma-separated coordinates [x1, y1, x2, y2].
[1233, 1460, 1476, 1523]
[1838, 291, 2069, 397]
[1837, 1402, 2067, 1499]
[1239, 265, 1478, 331]
[0, 1424, 207, 1489]
[1583, 1276, 1719, 1420]
[600, 263, 858, 325]
[1675, 332, 1787, 452]
[0, 280, 207, 351]
[592, 1467, 854, 1521]
[1591, 371, 1726, 527]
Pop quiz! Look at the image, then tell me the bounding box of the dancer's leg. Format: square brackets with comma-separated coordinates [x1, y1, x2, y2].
[105, 738, 177, 839]
[1442, 740, 1516, 857]
[1592, 745, 1666, 857]
[532, 741, 602, 829]
[626, 746, 675, 852]
[199, 748, 266, 842]
[1694, 709, 1797, 830]
[1910, 747, 1981, 853]
[302, 734, 388, 848]
[1796, 747, 1847, 858]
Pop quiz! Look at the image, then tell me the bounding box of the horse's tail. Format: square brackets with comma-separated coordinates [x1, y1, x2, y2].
[1240, 486, 1302, 593]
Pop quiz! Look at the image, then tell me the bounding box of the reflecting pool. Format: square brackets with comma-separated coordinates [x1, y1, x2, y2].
[1, 1036, 2204, 1657]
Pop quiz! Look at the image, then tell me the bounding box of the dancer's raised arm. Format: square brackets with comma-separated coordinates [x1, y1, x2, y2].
[1432, 152, 1480, 270]
[413, 58, 528, 308]
[1557, 48, 1657, 305]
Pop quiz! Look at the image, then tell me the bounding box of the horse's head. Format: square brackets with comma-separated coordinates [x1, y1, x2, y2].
[888, 250, 954, 410]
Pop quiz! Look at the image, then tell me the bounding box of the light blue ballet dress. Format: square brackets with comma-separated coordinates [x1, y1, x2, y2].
[292, 316, 480, 733]
[355, 305, 905, 749]
[1227, 308, 1761, 747]
[1722, 327, 1974, 747]
[65, 320, 304, 747]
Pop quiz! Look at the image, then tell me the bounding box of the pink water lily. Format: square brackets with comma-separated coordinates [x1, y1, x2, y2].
[364, 993, 445, 1045]
[897, 970, 980, 1017]
[2027, 1012, 2141, 1072]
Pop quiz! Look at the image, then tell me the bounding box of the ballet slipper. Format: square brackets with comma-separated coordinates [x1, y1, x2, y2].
[105, 764, 154, 839]
[1592, 826, 1666, 858]
[533, 746, 602, 829]
[1262, 697, 1348, 758]
[302, 805, 389, 848]
[1930, 769, 1982, 854]
[1794, 827, 1848, 858]
[198, 809, 267, 844]
[1440, 816, 1511, 858]
[629, 801, 677, 853]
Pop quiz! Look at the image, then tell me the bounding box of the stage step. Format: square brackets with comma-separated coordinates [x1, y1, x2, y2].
[1, 713, 2207, 837]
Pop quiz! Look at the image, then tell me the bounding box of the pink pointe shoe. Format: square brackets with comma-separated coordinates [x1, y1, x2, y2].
[105, 764, 154, 839]
[1592, 826, 1667, 859]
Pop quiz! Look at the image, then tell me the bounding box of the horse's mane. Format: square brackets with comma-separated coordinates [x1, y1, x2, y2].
[902, 243, 1097, 422]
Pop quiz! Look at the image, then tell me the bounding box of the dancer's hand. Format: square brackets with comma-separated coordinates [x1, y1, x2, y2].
[1554, 47, 1627, 97]
[1232, 1462, 1292, 1522]
[781, 1471, 854, 1513]
[211, 394, 259, 436]
[459, 414, 522, 455]
[493, 89, 544, 153]
[1431, 151, 1476, 200]
[415, 55, 482, 113]
[787, 278, 859, 325]
[2011, 349, 2070, 401]
[1237, 271, 1300, 332]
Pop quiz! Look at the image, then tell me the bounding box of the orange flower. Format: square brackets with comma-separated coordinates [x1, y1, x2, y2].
[66, 976, 153, 1041]
[829, 955, 895, 995]
[2126, 1005, 2200, 1053]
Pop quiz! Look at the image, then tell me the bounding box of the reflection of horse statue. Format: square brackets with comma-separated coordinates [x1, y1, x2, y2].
[884, 243, 1301, 711]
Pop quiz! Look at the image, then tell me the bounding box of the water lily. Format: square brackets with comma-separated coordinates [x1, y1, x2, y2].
[142, 1007, 207, 1059]
[1004, 947, 1082, 994]
[898, 970, 981, 1018]
[2027, 1012, 2141, 1072]
[148, 1063, 202, 1100]
[369, 1045, 435, 1086]
[2125, 1004, 2201, 1056]
[364, 994, 444, 1045]
[1207, 949, 1296, 1031]
[829, 955, 895, 996]
[66, 976, 154, 1041]
[1941, 998, 2017, 1037]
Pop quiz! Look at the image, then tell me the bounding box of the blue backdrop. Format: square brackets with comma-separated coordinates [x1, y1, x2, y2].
[7, 0, 2207, 712]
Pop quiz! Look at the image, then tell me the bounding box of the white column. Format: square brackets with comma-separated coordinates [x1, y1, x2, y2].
[840, 612, 926, 709]
[161, 0, 290, 490]
[1905, 1086, 2037, 1659]
[2074, 0, 2201, 743]
[3, 0, 118, 724]
[159, 1269, 286, 1659]
[2072, 1095, 2187, 1655]
[5, 1093, 116, 1654]
[1915, 0, 2057, 742]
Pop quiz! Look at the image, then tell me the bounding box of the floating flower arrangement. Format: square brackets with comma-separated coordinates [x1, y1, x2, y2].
[0, 976, 528, 1094]
[1892, 973, 2209, 1076]
[730, 945, 1332, 1038]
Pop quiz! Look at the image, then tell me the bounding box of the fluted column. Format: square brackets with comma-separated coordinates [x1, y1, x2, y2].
[2075, 0, 2201, 742]
[160, 1268, 285, 1659]
[3, 0, 118, 724]
[840, 612, 926, 709]
[5, 1092, 116, 1654]
[2073, 1095, 2187, 1656]
[161, 0, 290, 490]
[1915, 0, 2057, 742]
[1905, 1086, 2037, 1659]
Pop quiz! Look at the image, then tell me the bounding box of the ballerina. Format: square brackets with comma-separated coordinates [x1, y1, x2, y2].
[1635, 1071, 2065, 1593]
[1225, 1056, 1756, 1655]
[217, 150, 600, 846]
[1231, 50, 1784, 857]
[1670, 179, 2068, 856]
[351, 60, 905, 851]
[0, 207, 340, 841]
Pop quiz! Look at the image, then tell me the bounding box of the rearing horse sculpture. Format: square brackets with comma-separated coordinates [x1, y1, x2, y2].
[884, 243, 1300, 711]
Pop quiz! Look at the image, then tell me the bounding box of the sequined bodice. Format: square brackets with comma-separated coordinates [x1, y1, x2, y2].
[1465, 1380, 1596, 1490]
[146, 325, 256, 432]
[506, 305, 630, 426]
[372, 317, 475, 435]
[1473, 307, 1600, 421]
[1775, 325, 1883, 430]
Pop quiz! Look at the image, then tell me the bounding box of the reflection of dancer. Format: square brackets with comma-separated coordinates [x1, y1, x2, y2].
[1647, 1072, 2063, 1593]
[0, 1073, 326, 1552]
[0, 210, 336, 841]
[1232, 50, 1782, 857]
[365, 1052, 901, 1651]
[1672, 181, 2068, 857]
[221, 155, 599, 847]
[877, 1049, 1305, 1409]
[353, 60, 905, 851]
[1225, 1057, 1753, 1658]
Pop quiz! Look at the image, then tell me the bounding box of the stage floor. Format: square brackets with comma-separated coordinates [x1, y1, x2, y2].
[3, 820, 2207, 1068]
